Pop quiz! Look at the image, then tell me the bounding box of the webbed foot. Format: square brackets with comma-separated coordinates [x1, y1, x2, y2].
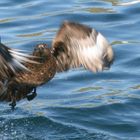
[9, 86, 18, 111]
[9, 101, 16, 111]
[26, 88, 37, 101]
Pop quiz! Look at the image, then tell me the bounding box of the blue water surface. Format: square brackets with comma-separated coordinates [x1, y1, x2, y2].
[0, 0, 140, 140]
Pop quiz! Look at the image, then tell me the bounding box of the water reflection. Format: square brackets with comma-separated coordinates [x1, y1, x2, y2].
[86, 7, 115, 13]
[102, 0, 140, 6]
[76, 86, 103, 92]
[0, 18, 15, 23]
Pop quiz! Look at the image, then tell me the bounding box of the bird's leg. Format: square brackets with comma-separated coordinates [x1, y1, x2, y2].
[9, 88, 17, 111]
[26, 87, 37, 101]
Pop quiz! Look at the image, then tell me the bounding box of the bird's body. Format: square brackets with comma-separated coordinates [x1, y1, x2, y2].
[14, 44, 56, 86]
[0, 21, 114, 109]
[0, 44, 56, 108]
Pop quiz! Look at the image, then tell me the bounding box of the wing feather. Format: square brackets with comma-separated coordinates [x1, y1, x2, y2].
[51, 21, 114, 72]
[0, 42, 36, 78]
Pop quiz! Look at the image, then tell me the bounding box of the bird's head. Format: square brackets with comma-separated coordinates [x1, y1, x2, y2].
[33, 44, 51, 63]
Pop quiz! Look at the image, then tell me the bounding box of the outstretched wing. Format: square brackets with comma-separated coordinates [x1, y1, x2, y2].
[51, 21, 114, 72]
[0, 42, 35, 78]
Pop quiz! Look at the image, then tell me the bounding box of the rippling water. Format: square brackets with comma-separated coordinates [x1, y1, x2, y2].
[0, 0, 140, 139]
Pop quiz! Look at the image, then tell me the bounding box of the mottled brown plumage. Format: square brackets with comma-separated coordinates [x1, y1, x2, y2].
[0, 44, 56, 109]
[0, 21, 114, 109]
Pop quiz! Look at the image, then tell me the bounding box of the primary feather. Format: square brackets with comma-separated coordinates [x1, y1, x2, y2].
[0, 42, 35, 78]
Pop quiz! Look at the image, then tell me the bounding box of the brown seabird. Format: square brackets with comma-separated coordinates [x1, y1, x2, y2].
[0, 21, 114, 110]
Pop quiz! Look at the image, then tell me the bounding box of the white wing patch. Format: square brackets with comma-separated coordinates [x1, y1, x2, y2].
[67, 29, 113, 72]
[0, 48, 36, 78]
[9, 49, 37, 72]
